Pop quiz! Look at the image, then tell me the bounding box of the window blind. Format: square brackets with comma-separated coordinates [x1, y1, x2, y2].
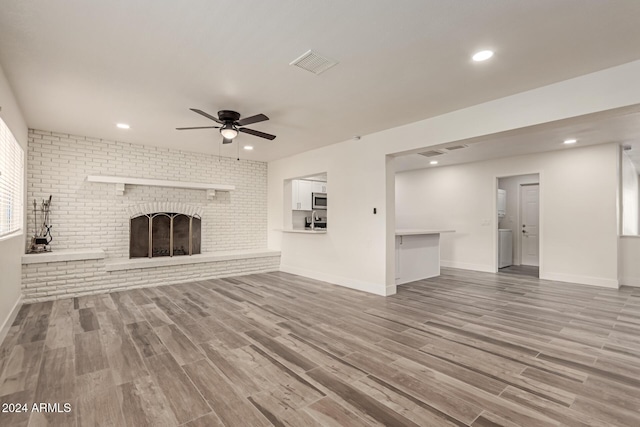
[0, 117, 24, 238]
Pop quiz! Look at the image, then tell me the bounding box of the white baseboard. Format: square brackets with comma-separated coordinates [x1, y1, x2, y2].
[0, 296, 23, 347]
[542, 272, 619, 289]
[279, 265, 391, 296]
[440, 260, 495, 273]
[620, 276, 640, 287]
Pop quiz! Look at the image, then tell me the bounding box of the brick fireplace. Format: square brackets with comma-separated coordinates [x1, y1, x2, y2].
[21, 130, 281, 303]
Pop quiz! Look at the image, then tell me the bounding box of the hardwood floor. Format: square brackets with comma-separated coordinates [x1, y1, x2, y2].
[1, 268, 640, 426]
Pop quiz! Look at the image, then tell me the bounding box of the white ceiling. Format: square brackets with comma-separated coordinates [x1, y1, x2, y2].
[1, 1, 640, 162]
[394, 105, 640, 172]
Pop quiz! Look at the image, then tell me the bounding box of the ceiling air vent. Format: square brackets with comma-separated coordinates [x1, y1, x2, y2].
[290, 50, 338, 75]
[417, 150, 445, 158]
[444, 144, 469, 151]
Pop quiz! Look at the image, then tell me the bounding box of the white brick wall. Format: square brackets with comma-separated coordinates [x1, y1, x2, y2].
[27, 129, 267, 258]
[23, 129, 279, 300]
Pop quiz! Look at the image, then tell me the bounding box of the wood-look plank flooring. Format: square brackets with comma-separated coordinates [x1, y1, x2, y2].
[2, 268, 640, 426]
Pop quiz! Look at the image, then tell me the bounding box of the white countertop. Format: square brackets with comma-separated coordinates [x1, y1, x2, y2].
[22, 248, 106, 264]
[395, 229, 455, 236]
[279, 229, 327, 234]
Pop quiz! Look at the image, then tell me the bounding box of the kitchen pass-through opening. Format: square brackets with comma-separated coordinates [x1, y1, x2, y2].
[284, 172, 328, 231]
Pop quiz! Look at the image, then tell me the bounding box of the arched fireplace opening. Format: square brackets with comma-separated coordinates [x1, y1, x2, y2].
[130, 212, 201, 258]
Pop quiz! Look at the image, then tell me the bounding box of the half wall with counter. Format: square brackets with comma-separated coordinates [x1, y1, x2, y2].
[395, 229, 455, 285]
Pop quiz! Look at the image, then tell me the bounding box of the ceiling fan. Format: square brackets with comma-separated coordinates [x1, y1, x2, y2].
[176, 109, 276, 144]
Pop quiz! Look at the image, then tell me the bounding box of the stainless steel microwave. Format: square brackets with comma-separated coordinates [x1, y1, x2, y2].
[312, 192, 327, 209]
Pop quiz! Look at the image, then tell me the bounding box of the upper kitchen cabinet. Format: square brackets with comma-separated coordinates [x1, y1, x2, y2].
[292, 179, 313, 210]
[312, 181, 327, 193]
[497, 189, 506, 219]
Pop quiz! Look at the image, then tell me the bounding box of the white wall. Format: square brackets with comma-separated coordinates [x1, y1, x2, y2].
[396, 144, 619, 287]
[621, 151, 639, 235]
[268, 60, 640, 295]
[498, 174, 539, 265]
[269, 147, 390, 295]
[28, 130, 268, 259]
[0, 64, 28, 341]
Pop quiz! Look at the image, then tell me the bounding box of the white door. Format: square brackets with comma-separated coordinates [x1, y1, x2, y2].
[520, 184, 539, 266]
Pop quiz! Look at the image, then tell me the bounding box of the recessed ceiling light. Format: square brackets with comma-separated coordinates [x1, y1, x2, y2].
[472, 50, 494, 62]
[563, 139, 577, 144]
[243, 145, 254, 151]
[116, 123, 130, 129]
[430, 160, 439, 165]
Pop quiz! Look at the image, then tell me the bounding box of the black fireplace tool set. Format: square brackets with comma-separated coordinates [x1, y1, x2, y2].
[28, 195, 53, 253]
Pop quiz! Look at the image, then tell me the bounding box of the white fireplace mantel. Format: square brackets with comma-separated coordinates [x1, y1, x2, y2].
[86, 175, 235, 198]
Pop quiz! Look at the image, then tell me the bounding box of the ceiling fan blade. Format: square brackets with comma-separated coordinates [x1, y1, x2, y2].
[237, 113, 269, 127]
[190, 108, 223, 124]
[239, 127, 276, 140]
[222, 137, 234, 144]
[175, 126, 221, 130]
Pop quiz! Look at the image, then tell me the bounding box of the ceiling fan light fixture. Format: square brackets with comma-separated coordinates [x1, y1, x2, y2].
[178, 108, 275, 141]
[220, 124, 238, 139]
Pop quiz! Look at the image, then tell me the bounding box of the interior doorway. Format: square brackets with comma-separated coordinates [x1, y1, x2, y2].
[497, 174, 540, 278]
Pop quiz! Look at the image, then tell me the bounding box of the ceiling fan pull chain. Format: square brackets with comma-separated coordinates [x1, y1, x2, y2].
[237, 140, 240, 161]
